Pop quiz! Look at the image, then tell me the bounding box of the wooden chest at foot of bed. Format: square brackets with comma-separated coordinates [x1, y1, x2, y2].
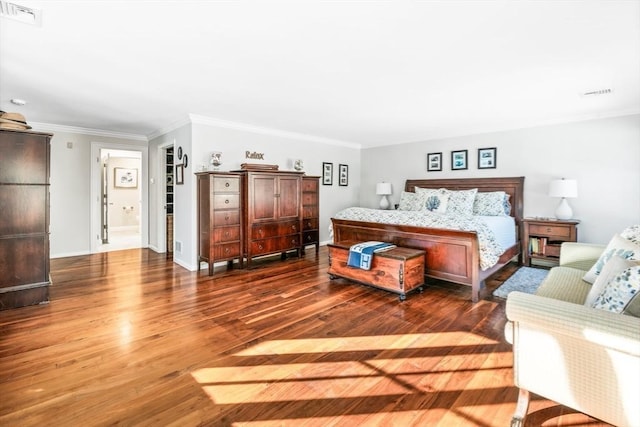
[327, 240, 425, 300]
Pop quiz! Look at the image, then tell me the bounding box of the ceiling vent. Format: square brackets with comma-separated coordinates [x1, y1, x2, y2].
[0, 1, 42, 26]
[582, 88, 613, 97]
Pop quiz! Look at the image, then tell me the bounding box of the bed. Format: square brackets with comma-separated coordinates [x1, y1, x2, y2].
[330, 176, 525, 302]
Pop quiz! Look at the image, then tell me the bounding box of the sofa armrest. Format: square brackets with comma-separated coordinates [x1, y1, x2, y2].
[506, 291, 640, 427]
[506, 291, 640, 355]
[559, 242, 605, 270]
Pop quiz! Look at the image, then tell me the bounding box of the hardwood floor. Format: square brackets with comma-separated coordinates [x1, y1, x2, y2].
[1, 247, 610, 426]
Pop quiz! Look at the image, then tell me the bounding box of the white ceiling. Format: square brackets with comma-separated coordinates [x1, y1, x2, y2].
[1, 1, 639, 147]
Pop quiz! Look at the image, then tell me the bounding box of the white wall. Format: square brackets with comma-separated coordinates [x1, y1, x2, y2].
[361, 114, 640, 244]
[47, 130, 147, 257]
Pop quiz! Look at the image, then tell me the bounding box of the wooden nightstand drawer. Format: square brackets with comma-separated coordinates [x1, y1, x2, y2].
[529, 224, 571, 238]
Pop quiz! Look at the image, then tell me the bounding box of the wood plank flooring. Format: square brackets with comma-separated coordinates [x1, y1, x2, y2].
[0, 247, 610, 426]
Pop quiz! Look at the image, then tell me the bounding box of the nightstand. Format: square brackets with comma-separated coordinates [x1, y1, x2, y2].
[522, 218, 579, 266]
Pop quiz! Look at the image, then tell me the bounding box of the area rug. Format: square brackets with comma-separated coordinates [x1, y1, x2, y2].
[492, 266, 549, 299]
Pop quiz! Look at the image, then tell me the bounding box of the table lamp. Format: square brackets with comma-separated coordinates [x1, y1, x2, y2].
[548, 178, 578, 220]
[376, 182, 392, 210]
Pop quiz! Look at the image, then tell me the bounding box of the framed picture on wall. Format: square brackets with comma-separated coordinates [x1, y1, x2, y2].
[322, 162, 333, 185]
[451, 150, 468, 171]
[339, 164, 348, 186]
[175, 164, 184, 185]
[427, 152, 442, 172]
[114, 167, 138, 188]
[478, 147, 497, 169]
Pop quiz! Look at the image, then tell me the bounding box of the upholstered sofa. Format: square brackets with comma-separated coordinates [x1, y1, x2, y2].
[505, 241, 640, 427]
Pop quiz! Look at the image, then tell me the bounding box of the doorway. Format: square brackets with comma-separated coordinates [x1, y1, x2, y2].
[90, 141, 149, 254]
[97, 149, 142, 252]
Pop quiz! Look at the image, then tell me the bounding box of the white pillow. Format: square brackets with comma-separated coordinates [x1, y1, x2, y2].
[591, 265, 640, 313]
[414, 189, 449, 214]
[583, 234, 640, 284]
[585, 256, 640, 306]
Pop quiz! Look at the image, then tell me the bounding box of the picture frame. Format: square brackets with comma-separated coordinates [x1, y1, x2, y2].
[478, 147, 497, 169]
[175, 164, 184, 185]
[427, 152, 442, 172]
[322, 162, 333, 185]
[114, 167, 138, 188]
[339, 164, 348, 186]
[451, 150, 468, 171]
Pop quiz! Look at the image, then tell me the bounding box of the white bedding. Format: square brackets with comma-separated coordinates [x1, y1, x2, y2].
[331, 207, 516, 270]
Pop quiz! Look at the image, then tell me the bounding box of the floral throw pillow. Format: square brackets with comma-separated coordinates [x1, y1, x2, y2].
[398, 191, 420, 211]
[473, 191, 509, 216]
[591, 265, 640, 314]
[621, 225, 640, 245]
[415, 187, 477, 216]
[583, 234, 640, 284]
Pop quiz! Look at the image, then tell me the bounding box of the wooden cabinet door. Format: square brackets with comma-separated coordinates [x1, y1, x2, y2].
[277, 176, 300, 220]
[249, 174, 277, 222]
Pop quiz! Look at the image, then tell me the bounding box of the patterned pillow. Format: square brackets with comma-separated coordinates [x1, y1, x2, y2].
[621, 225, 640, 245]
[398, 191, 420, 211]
[446, 188, 478, 216]
[591, 265, 640, 314]
[473, 191, 509, 216]
[585, 256, 640, 306]
[414, 188, 449, 214]
[415, 187, 477, 216]
[583, 234, 640, 284]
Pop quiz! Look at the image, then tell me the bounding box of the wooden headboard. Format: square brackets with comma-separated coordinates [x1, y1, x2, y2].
[405, 176, 525, 223]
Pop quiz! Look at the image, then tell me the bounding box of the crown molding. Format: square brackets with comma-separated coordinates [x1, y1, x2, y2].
[146, 116, 192, 141]
[188, 114, 362, 149]
[29, 122, 148, 141]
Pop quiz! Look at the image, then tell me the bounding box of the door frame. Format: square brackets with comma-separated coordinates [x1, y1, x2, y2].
[90, 141, 149, 253]
[156, 141, 174, 253]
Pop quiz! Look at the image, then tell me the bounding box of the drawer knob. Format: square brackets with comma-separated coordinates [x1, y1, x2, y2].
[225, 199, 229, 204]
[224, 247, 230, 253]
[225, 215, 229, 221]
[225, 182, 230, 187]
[306, 235, 311, 241]
[258, 244, 263, 250]
[224, 231, 229, 237]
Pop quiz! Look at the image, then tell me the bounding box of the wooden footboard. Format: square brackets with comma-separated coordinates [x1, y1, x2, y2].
[331, 218, 488, 301]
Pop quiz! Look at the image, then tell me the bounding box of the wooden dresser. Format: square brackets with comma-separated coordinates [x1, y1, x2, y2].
[197, 172, 243, 275]
[301, 175, 320, 255]
[0, 128, 52, 310]
[237, 170, 304, 267]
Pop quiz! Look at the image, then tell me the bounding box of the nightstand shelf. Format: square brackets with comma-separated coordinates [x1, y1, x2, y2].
[522, 218, 579, 266]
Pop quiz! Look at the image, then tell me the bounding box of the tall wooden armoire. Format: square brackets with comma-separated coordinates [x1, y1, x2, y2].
[0, 128, 52, 310]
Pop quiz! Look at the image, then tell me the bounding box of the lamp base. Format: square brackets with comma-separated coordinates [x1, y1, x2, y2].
[555, 198, 573, 220]
[379, 195, 390, 210]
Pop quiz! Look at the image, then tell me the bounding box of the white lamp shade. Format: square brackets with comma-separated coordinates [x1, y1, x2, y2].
[376, 182, 392, 195]
[549, 179, 577, 198]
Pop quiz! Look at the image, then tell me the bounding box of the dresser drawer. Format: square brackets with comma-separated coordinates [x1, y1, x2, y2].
[303, 206, 318, 219]
[213, 194, 240, 210]
[302, 179, 318, 192]
[529, 224, 571, 238]
[251, 235, 300, 256]
[303, 230, 319, 244]
[252, 220, 299, 239]
[213, 210, 240, 226]
[213, 177, 240, 193]
[213, 226, 240, 243]
[303, 218, 318, 231]
[214, 242, 241, 260]
[302, 192, 318, 205]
